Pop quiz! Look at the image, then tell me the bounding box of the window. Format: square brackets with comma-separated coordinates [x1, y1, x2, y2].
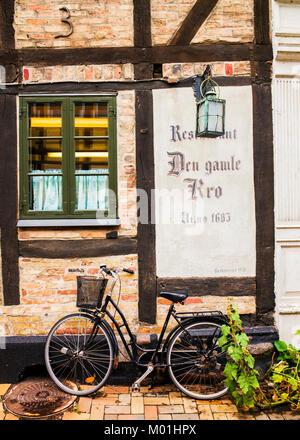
[19, 96, 118, 221]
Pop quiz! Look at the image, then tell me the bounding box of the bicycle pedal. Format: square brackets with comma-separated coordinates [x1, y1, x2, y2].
[132, 383, 140, 392]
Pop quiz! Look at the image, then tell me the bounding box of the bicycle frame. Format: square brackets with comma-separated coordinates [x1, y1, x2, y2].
[99, 294, 177, 366]
[92, 268, 228, 368]
[99, 294, 225, 368]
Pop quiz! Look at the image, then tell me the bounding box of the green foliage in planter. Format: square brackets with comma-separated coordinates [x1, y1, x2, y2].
[218, 305, 260, 410]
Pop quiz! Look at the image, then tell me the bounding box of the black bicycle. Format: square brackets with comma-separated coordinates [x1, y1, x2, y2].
[44, 264, 229, 399]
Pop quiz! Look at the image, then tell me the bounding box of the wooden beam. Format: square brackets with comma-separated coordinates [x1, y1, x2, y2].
[18, 238, 137, 259]
[133, 0, 152, 48]
[157, 277, 256, 297]
[254, 0, 270, 45]
[0, 44, 272, 68]
[0, 96, 19, 305]
[0, 0, 15, 49]
[252, 83, 274, 322]
[135, 90, 157, 324]
[169, 0, 218, 46]
[0, 75, 253, 95]
[133, 63, 154, 81]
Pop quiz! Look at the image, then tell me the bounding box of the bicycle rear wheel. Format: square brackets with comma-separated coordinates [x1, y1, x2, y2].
[167, 320, 228, 400]
[45, 312, 113, 396]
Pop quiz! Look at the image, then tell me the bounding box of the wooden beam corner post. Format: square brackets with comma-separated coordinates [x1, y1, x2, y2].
[135, 90, 157, 324]
[0, 95, 20, 306]
[252, 82, 274, 323]
[252, 0, 274, 324]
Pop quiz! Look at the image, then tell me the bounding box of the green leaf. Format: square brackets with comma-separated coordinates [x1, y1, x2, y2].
[243, 391, 255, 408]
[218, 335, 228, 347]
[274, 340, 288, 352]
[231, 310, 242, 326]
[236, 332, 249, 348]
[295, 330, 300, 336]
[272, 373, 284, 384]
[224, 362, 238, 380]
[237, 372, 251, 394]
[228, 346, 243, 362]
[287, 377, 298, 390]
[244, 353, 255, 369]
[221, 324, 231, 337]
[246, 372, 260, 389]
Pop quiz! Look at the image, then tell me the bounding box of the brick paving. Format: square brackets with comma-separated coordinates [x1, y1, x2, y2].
[1, 383, 300, 421]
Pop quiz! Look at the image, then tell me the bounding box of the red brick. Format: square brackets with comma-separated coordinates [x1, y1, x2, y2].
[23, 68, 30, 81]
[145, 406, 158, 420]
[57, 290, 77, 295]
[225, 63, 233, 75]
[184, 297, 203, 304]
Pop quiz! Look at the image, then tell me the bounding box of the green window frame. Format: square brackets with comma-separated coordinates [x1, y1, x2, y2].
[19, 95, 118, 220]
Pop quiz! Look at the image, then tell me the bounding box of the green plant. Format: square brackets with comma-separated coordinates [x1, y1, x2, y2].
[218, 305, 260, 410]
[256, 332, 300, 411]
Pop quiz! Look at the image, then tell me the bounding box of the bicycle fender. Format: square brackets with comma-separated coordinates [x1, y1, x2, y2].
[162, 315, 228, 353]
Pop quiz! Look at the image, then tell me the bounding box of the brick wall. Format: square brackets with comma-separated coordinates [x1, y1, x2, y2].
[22, 64, 134, 83]
[192, 0, 253, 44]
[151, 0, 196, 45]
[15, 0, 254, 49]
[14, 0, 134, 49]
[162, 61, 251, 81]
[0, 254, 138, 338]
[151, 0, 253, 45]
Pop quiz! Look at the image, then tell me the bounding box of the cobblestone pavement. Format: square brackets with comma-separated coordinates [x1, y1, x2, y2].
[1, 383, 300, 421]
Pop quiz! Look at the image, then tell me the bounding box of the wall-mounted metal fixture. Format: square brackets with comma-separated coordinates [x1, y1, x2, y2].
[55, 7, 73, 39]
[193, 65, 226, 138]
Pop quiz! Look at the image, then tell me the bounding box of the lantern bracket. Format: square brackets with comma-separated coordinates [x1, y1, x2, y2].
[192, 64, 213, 103]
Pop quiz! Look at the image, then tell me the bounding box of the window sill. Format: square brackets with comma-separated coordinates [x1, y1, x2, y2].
[17, 219, 121, 227]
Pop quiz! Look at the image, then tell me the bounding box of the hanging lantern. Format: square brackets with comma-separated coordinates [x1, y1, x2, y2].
[195, 77, 226, 138]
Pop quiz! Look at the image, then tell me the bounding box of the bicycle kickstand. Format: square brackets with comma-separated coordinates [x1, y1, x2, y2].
[131, 364, 154, 392]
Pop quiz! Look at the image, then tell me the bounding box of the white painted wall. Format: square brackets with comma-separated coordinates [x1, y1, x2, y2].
[273, 0, 300, 348]
[153, 86, 256, 278]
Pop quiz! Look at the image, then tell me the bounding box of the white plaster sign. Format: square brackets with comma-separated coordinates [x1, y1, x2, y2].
[153, 86, 256, 278]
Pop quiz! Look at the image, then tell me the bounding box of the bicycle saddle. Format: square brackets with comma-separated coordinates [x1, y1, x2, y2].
[159, 291, 188, 303]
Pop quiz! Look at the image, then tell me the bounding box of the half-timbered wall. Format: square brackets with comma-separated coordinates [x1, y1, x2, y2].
[0, 1, 274, 347]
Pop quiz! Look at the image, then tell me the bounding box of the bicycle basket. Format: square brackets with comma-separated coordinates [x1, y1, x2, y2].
[76, 276, 108, 309]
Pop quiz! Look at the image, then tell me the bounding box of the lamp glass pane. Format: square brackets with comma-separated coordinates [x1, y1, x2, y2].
[198, 101, 207, 133]
[207, 100, 224, 133]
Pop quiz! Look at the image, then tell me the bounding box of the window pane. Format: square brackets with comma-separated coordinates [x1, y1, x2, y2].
[29, 139, 62, 171]
[75, 139, 108, 172]
[29, 172, 62, 211]
[29, 102, 62, 137]
[75, 172, 109, 211]
[75, 102, 108, 137]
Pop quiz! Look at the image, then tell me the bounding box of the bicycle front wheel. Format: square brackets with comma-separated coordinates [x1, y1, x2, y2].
[45, 313, 114, 396]
[167, 320, 228, 400]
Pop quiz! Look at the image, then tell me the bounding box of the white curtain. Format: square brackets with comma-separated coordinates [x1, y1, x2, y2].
[30, 169, 108, 211]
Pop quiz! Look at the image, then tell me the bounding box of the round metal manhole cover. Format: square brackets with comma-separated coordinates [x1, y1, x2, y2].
[3, 377, 77, 420]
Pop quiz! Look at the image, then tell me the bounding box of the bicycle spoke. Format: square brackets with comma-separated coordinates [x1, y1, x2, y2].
[45, 313, 113, 395]
[168, 321, 227, 400]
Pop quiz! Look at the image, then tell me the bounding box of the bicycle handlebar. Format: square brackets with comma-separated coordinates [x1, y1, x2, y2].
[100, 265, 134, 276]
[123, 268, 134, 274]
